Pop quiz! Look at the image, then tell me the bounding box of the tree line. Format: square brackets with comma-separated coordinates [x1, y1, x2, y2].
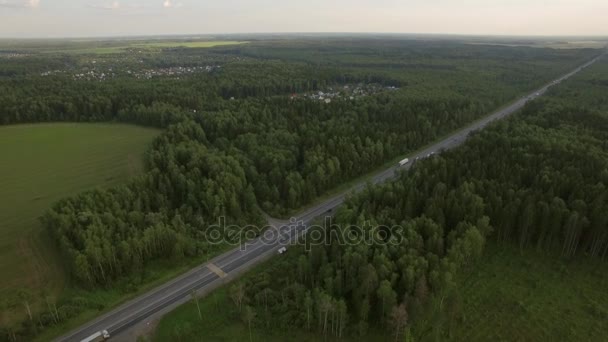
[0, 40, 600, 341]
[157, 58, 608, 341]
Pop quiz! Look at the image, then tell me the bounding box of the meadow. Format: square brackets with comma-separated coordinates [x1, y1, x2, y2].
[0, 123, 158, 324]
[449, 244, 608, 341]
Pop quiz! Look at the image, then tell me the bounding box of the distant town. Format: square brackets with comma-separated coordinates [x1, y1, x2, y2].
[292, 84, 399, 103]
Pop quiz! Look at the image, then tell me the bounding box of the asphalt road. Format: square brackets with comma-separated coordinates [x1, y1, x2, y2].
[57, 54, 603, 342]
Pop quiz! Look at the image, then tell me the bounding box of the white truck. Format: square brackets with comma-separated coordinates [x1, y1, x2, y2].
[80, 330, 110, 342]
[278, 247, 287, 254]
[398, 158, 410, 167]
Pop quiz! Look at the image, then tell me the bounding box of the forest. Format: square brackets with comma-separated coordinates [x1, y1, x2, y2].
[152, 57, 608, 341]
[0, 38, 603, 341]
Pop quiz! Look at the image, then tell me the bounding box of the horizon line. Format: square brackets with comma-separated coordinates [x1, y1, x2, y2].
[1, 32, 608, 41]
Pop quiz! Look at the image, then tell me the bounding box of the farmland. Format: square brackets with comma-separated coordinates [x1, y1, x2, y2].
[0, 39, 247, 55]
[55, 40, 248, 54]
[132, 40, 248, 49]
[0, 123, 158, 325]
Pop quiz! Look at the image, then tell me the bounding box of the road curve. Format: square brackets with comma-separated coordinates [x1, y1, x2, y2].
[56, 54, 603, 342]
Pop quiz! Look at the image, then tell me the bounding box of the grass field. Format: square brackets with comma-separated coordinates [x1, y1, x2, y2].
[59, 41, 247, 54]
[132, 41, 247, 49]
[451, 244, 608, 341]
[0, 39, 246, 55]
[0, 123, 158, 324]
[39, 40, 247, 54]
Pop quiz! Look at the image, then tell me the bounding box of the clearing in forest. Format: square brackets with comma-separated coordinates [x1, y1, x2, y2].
[451, 245, 608, 341]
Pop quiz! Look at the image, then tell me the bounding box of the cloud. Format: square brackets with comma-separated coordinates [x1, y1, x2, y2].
[89, 1, 146, 11]
[89, 0, 120, 10]
[162, 0, 182, 8]
[0, 0, 40, 8]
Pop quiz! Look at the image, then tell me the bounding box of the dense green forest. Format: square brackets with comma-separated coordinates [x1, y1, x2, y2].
[0, 38, 602, 341]
[152, 56, 608, 341]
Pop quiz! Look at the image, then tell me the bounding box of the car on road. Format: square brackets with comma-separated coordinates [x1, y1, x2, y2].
[278, 247, 287, 254]
[398, 158, 410, 166]
[80, 330, 110, 342]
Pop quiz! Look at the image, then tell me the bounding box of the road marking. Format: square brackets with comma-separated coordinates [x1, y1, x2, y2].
[207, 263, 228, 278]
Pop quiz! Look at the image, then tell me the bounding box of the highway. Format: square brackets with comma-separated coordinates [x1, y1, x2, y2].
[56, 54, 603, 342]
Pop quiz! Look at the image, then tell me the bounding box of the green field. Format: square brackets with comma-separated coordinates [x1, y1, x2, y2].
[450, 244, 608, 341]
[0, 123, 158, 323]
[132, 41, 247, 49]
[0, 39, 247, 55]
[43, 40, 247, 54]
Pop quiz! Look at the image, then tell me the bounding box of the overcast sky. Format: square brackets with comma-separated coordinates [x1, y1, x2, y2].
[0, 0, 606, 38]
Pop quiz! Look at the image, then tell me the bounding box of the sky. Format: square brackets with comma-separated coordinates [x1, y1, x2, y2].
[0, 0, 606, 38]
